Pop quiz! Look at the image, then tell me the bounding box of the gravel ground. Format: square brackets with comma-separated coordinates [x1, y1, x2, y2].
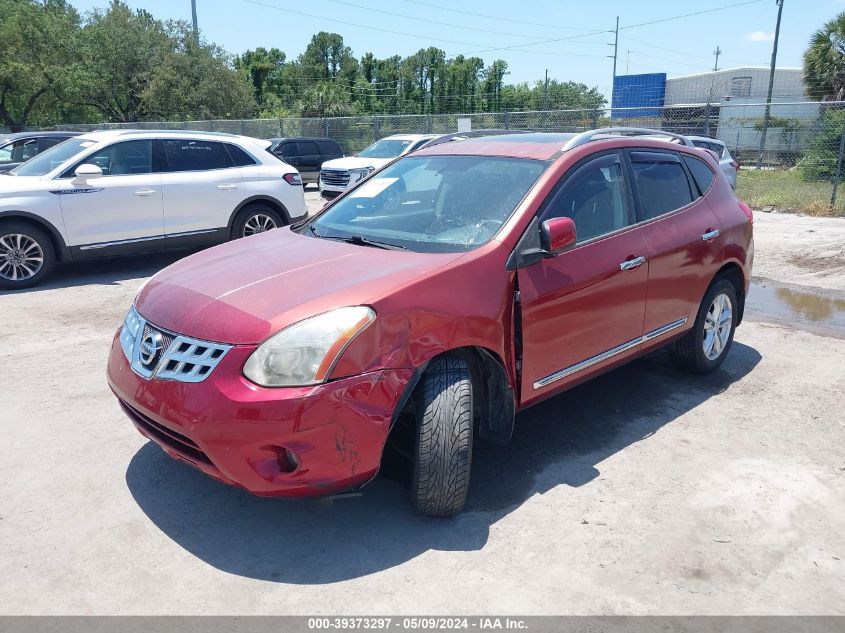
[1, 197, 844, 615]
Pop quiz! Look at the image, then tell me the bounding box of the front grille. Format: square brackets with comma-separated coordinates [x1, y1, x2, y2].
[320, 169, 350, 187]
[120, 400, 213, 466]
[120, 307, 231, 383]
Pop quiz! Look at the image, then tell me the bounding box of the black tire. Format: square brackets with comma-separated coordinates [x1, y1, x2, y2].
[410, 356, 474, 517]
[0, 221, 56, 290]
[231, 204, 285, 240]
[670, 278, 738, 374]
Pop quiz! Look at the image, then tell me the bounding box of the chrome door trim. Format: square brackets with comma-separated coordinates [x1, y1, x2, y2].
[532, 317, 689, 390]
[642, 317, 688, 342]
[533, 336, 642, 390]
[701, 229, 720, 241]
[78, 228, 218, 251]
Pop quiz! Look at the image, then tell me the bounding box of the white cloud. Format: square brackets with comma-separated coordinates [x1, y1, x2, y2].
[744, 31, 775, 42]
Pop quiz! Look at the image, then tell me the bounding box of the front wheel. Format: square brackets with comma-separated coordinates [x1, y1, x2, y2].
[410, 356, 474, 518]
[0, 222, 56, 290]
[670, 278, 738, 373]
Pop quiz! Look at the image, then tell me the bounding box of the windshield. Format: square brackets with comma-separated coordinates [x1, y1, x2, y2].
[691, 139, 726, 158]
[11, 138, 96, 177]
[305, 155, 548, 253]
[358, 139, 414, 159]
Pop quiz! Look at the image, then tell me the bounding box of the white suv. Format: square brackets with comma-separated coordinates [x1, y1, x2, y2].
[0, 130, 307, 289]
[319, 134, 439, 202]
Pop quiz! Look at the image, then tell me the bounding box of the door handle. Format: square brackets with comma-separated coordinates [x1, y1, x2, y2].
[619, 255, 646, 271]
[217, 184, 238, 191]
[701, 228, 720, 241]
[134, 189, 157, 197]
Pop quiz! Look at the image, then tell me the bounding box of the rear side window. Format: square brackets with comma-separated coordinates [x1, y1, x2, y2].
[163, 140, 229, 172]
[629, 151, 694, 221]
[224, 144, 256, 166]
[682, 155, 715, 195]
[297, 141, 319, 155]
[319, 140, 342, 156]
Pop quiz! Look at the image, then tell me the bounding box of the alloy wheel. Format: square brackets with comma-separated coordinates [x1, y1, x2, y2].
[703, 292, 733, 360]
[242, 213, 278, 237]
[0, 233, 44, 282]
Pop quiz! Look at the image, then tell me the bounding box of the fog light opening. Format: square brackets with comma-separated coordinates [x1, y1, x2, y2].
[278, 447, 299, 473]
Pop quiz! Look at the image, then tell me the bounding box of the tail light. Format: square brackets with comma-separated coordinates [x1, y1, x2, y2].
[283, 173, 302, 186]
[738, 200, 753, 223]
[730, 160, 740, 169]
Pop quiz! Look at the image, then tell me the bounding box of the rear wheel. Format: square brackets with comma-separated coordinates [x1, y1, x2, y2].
[231, 204, 285, 239]
[0, 222, 55, 289]
[410, 356, 474, 518]
[671, 278, 737, 373]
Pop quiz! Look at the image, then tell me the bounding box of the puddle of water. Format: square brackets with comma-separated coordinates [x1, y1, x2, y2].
[745, 281, 845, 336]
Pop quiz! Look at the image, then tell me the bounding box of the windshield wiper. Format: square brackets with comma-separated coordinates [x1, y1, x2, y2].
[307, 224, 406, 250]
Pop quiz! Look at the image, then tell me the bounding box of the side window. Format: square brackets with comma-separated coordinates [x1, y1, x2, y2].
[682, 155, 715, 196]
[7, 138, 39, 163]
[0, 143, 13, 164]
[71, 140, 152, 176]
[162, 140, 230, 172]
[278, 142, 297, 158]
[224, 144, 256, 166]
[297, 141, 319, 156]
[40, 137, 67, 151]
[541, 152, 631, 243]
[628, 151, 694, 221]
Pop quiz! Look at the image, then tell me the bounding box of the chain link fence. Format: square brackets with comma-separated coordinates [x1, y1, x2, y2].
[21, 101, 845, 214]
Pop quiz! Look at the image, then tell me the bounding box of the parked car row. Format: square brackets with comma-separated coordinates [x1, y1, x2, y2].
[97, 127, 753, 517]
[0, 131, 81, 173]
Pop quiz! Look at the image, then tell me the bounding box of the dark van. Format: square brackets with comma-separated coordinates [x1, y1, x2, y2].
[268, 137, 344, 184]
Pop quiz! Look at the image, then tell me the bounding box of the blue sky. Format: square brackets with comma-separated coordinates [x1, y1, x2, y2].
[69, 0, 839, 96]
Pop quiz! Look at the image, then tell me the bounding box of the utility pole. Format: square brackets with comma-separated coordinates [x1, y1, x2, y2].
[543, 68, 549, 110]
[713, 46, 721, 72]
[626, 50, 630, 75]
[757, 0, 784, 169]
[190, 0, 199, 44]
[608, 16, 619, 115]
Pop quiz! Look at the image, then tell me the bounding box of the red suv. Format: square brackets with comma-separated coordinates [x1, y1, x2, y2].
[107, 128, 753, 517]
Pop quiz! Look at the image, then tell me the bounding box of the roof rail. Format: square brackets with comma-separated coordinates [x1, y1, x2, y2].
[562, 127, 694, 151]
[422, 129, 531, 149]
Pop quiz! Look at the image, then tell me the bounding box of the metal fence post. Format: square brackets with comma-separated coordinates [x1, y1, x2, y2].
[504, 111, 510, 130]
[279, 118, 284, 136]
[324, 118, 329, 137]
[830, 111, 845, 211]
[428, 114, 433, 133]
[591, 107, 599, 129]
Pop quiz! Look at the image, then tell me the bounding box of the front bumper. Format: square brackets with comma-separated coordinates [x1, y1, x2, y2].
[107, 331, 413, 498]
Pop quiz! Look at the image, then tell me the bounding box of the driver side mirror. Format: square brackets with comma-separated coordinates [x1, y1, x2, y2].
[73, 163, 103, 186]
[540, 217, 577, 255]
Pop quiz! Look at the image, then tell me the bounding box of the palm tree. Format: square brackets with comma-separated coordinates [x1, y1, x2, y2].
[804, 12, 845, 101]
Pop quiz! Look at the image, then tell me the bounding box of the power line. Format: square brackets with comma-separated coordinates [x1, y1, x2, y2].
[240, 0, 615, 59]
[397, 0, 605, 32]
[461, 0, 765, 56]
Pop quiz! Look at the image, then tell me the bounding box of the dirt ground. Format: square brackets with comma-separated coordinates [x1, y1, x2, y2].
[1, 196, 844, 615]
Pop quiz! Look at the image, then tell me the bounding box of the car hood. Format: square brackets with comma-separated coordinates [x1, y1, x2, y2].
[135, 228, 465, 345]
[320, 156, 393, 171]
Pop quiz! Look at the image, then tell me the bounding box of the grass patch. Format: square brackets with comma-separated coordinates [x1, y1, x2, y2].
[736, 170, 844, 216]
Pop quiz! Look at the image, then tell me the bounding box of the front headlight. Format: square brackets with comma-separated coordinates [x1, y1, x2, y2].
[119, 305, 143, 360]
[243, 306, 376, 387]
[350, 166, 375, 183]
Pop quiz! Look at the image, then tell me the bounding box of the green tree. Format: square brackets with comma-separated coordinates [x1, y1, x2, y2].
[143, 23, 256, 120]
[73, 1, 171, 121]
[804, 11, 845, 101]
[801, 108, 845, 181]
[235, 47, 286, 105]
[0, 0, 80, 129]
[297, 83, 352, 117]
